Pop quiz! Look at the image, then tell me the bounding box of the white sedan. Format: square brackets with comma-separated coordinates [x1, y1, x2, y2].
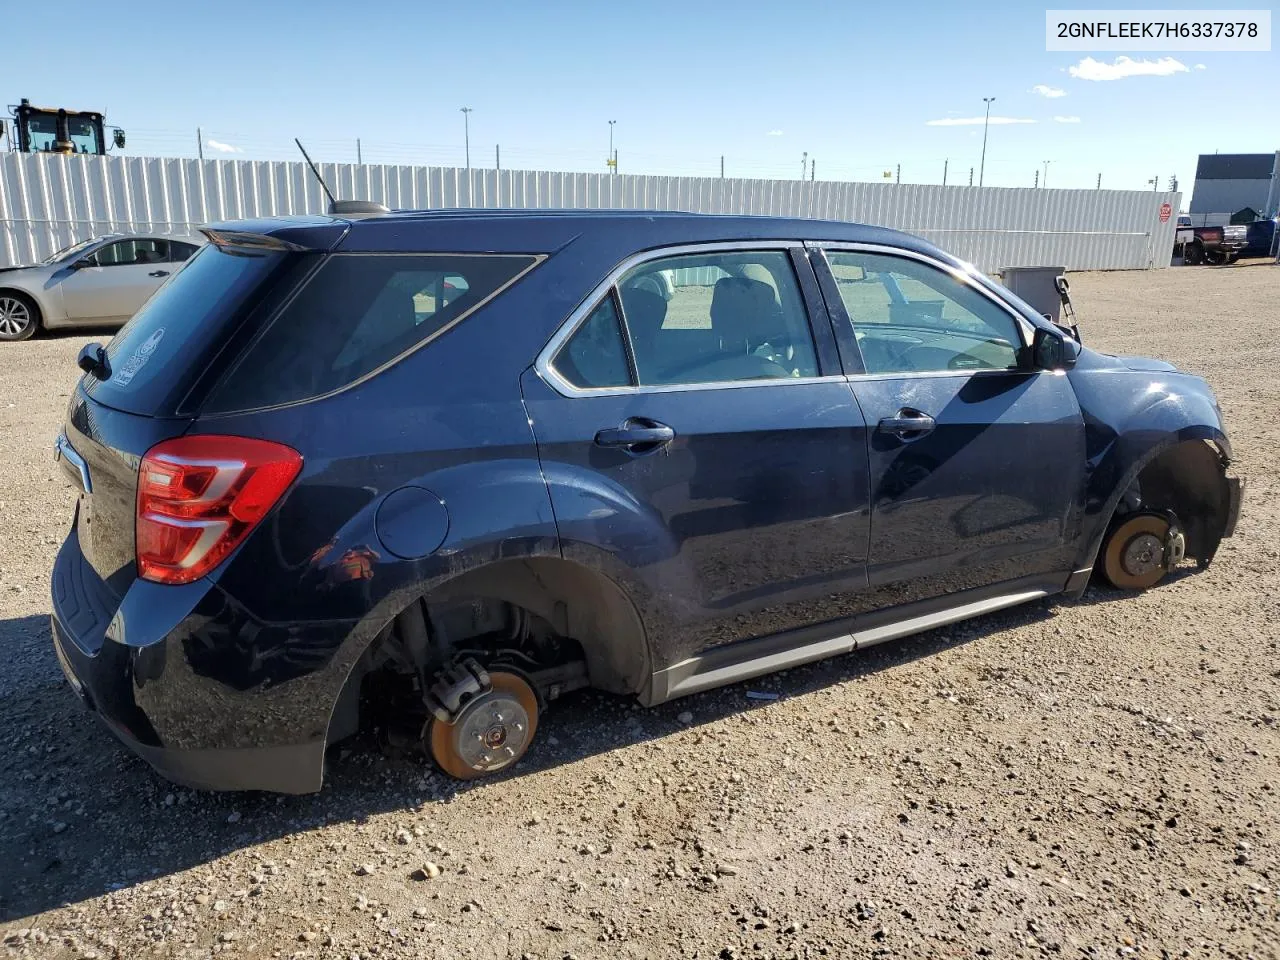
[0, 233, 204, 341]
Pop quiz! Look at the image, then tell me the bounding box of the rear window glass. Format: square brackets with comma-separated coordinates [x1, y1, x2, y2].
[82, 244, 286, 415]
[205, 254, 537, 412]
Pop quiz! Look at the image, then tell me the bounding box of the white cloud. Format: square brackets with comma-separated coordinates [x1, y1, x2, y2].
[1195, 63, 1207, 70]
[205, 139, 242, 154]
[926, 116, 1036, 126]
[766, 129, 783, 137]
[1032, 84, 1067, 98]
[1068, 56, 1189, 81]
[1053, 115, 1082, 123]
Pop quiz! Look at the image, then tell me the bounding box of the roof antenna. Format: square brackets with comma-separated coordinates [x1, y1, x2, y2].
[294, 137, 389, 217]
[295, 138, 337, 208]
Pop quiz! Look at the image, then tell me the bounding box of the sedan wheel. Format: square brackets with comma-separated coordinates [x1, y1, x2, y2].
[0, 293, 39, 341]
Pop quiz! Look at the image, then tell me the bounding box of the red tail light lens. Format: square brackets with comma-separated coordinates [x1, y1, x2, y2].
[137, 435, 303, 585]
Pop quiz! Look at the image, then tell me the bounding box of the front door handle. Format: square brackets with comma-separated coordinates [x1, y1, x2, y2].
[148, 269, 170, 278]
[877, 408, 936, 441]
[594, 418, 675, 453]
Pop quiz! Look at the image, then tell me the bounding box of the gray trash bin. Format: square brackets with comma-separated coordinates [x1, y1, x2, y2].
[1000, 265, 1067, 325]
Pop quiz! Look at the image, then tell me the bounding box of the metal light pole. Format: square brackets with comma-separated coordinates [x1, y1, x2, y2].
[608, 120, 616, 175]
[460, 107, 473, 170]
[979, 97, 995, 187]
[1042, 159, 1052, 188]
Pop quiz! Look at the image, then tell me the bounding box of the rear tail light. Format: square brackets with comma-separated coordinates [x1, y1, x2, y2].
[137, 435, 302, 585]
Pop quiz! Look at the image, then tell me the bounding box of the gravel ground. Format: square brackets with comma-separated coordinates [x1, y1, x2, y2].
[1, 261, 1277, 960]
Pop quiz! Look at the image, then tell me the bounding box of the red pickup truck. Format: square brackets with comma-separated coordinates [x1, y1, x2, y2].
[1175, 215, 1248, 265]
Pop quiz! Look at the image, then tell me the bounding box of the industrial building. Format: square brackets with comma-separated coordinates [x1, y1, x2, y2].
[1189, 152, 1280, 223]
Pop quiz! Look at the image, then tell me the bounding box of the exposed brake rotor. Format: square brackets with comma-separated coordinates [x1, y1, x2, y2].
[1101, 512, 1182, 590]
[424, 666, 539, 780]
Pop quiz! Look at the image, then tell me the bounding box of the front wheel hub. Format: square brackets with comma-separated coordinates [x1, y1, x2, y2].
[1121, 532, 1164, 578]
[426, 670, 539, 780]
[1101, 513, 1176, 590]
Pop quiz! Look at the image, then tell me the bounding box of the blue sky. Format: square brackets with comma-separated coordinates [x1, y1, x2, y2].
[6, 0, 1277, 201]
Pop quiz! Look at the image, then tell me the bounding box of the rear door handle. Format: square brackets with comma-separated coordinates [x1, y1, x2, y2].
[594, 418, 675, 453]
[877, 408, 936, 441]
[148, 270, 170, 277]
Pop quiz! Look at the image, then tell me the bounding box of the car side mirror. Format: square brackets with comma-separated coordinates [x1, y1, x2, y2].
[1033, 327, 1080, 371]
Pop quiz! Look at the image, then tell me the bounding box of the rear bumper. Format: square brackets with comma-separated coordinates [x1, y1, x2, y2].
[51, 615, 325, 793]
[50, 524, 344, 794]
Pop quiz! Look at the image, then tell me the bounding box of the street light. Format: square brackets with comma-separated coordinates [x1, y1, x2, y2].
[1042, 159, 1052, 188]
[979, 97, 995, 187]
[608, 120, 616, 175]
[460, 107, 473, 170]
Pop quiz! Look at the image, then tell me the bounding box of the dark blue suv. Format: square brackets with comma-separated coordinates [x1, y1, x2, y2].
[50, 209, 1241, 792]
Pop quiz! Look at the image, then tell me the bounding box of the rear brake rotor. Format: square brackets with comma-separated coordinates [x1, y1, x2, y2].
[426, 670, 539, 780]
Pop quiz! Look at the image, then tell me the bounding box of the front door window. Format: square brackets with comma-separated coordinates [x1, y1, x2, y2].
[826, 251, 1022, 374]
[88, 239, 170, 267]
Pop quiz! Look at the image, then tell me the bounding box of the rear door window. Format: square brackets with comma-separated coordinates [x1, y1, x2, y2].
[170, 241, 201, 262]
[552, 294, 632, 389]
[616, 251, 818, 385]
[205, 254, 538, 412]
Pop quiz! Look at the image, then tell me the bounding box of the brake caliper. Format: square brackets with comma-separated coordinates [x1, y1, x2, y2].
[423, 657, 491, 725]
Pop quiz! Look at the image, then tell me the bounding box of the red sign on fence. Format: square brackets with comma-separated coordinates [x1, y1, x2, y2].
[1159, 202, 1172, 224]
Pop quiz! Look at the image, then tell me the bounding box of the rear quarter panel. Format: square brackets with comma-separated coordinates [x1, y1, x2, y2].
[187, 288, 563, 703]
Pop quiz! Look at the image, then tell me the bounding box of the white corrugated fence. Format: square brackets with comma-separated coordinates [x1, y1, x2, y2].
[0, 152, 1181, 271]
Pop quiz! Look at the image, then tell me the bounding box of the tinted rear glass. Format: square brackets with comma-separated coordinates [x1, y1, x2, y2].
[205, 254, 537, 412]
[82, 245, 287, 416]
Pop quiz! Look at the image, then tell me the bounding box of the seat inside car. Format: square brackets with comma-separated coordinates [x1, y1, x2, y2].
[710, 275, 796, 369]
[622, 284, 725, 384]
